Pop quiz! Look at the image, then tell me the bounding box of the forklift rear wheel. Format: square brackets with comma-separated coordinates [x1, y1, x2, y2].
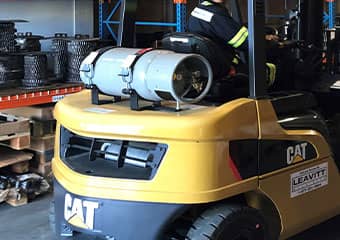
[186, 204, 268, 240]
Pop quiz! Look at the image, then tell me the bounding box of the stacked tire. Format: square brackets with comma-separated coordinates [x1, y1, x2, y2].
[51, 37, 68, 80]
[22, 53, 48, 88]
[0, 22, 17, 53]
[66, 39, 97, 82]
[0, 21, 23, 88]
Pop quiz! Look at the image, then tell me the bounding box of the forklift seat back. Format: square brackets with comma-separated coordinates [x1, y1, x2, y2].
[161, 32, 235, 79]
[271, 92, 329, 140]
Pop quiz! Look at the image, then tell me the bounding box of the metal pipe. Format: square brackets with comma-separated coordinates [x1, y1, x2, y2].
[248, 0, 267, 98]
[297, 0, 301, 41]
[117, 0, 138, 47]
[104, 20, 177, 27]
[300, 0, 323, 48]
[104, 154, 148, 168]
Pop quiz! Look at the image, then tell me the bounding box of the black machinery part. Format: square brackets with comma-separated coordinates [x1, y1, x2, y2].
[22, 53, 48, 88]
[52, 38, 68, 80]
[0, 54, 24, 88]
[66, 39, 98, 83]
[16, 32, 43, 52]
[0, 22, 17, 53]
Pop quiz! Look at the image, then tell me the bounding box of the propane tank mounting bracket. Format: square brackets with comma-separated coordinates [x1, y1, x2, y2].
[87, 84, 121, 105]
[122, 88, 168, 111]
[122, 88, 140, 110]
[122, 88, 157, 111]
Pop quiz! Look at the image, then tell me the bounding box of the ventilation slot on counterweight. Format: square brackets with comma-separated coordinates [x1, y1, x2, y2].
[59, 126, 167, 180]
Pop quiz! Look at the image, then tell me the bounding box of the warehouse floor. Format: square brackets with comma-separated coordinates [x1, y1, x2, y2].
[0, 194, 54, 240]
[0, 193, 340, 240]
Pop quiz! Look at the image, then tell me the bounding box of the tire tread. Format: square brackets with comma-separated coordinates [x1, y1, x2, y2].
[186, 204, 267, 240]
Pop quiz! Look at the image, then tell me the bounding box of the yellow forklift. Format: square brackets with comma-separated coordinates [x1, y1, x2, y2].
[50, 0, 340, 239]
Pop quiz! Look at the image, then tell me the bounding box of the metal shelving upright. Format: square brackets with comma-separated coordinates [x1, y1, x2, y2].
[98, 0, 187, 40]
[324, 0, 336, 29]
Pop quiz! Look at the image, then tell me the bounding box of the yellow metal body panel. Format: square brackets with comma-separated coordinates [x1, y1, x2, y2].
[256, 100, 340, 239]
[53, 91, 259, 203]
[54, 91, 258, 141]
[53, 92, 340, 238]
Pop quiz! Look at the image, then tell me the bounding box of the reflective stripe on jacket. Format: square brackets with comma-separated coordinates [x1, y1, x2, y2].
[188, 0, 248, 50]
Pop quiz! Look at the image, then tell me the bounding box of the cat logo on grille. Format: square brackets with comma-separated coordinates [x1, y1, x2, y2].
[64, 193, 99, 230]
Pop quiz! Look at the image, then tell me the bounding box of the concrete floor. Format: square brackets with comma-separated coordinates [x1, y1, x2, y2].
[0, 194, 54, 240]
[1, 194, 340, 240]
[0, 194, 100, 240]
[289, 216, 340, 240]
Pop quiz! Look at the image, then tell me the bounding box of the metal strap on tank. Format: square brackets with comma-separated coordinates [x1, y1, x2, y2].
[79, 46, 116, 84]
[119, 48, 154, 85]
[90, 46, 116, 67]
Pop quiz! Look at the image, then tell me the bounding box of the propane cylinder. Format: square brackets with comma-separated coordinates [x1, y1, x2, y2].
[80, 47, 213, 103]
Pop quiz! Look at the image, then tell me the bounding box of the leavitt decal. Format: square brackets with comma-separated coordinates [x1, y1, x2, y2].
[290, 162, 328, 198]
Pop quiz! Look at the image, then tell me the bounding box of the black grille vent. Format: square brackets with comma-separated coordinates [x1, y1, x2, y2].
[59, 126, 167, 180]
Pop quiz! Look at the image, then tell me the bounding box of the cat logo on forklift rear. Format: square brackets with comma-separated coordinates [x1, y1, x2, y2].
[64, 193, 99, 230]
[286, 142, 308, 165]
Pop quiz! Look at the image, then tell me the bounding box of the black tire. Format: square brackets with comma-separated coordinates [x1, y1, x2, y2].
[186, 204, 268, 240]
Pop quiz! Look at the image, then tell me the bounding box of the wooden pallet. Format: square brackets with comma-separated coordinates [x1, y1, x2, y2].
[1, 103, 55, 121]
[30, 162, 52, 177]
[0, 132, 30, 150]
[29, 149, 54, 165]
[29, 149, 53, 177]
[29, 134, 55, 152]
[10, 161, 30, 174]
[30, 119, 56, 137]
[0, 113, 30, 150]
[0, 146, 33, 169]
[0, 113, 30, 136]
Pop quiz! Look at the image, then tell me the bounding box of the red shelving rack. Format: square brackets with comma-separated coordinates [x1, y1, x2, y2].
[0, 83, 83, 110]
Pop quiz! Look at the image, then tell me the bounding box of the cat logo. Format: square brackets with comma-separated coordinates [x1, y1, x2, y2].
[286, 142, 307, 165]
[64, 193, 99, 230]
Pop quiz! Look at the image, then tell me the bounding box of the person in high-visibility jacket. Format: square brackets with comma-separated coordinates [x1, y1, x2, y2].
[188, 0, 277, 86]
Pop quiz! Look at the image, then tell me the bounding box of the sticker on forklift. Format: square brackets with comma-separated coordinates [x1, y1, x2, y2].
[84, 107, 115, 114]
[290, 162, 328, 198]
[52, 95, 65, 102]
[181, 104, 208, 111]
[170, 37, 189, 43]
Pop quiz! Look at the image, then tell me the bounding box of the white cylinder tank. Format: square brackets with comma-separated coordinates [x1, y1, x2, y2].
[80, 48, 213, 103]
